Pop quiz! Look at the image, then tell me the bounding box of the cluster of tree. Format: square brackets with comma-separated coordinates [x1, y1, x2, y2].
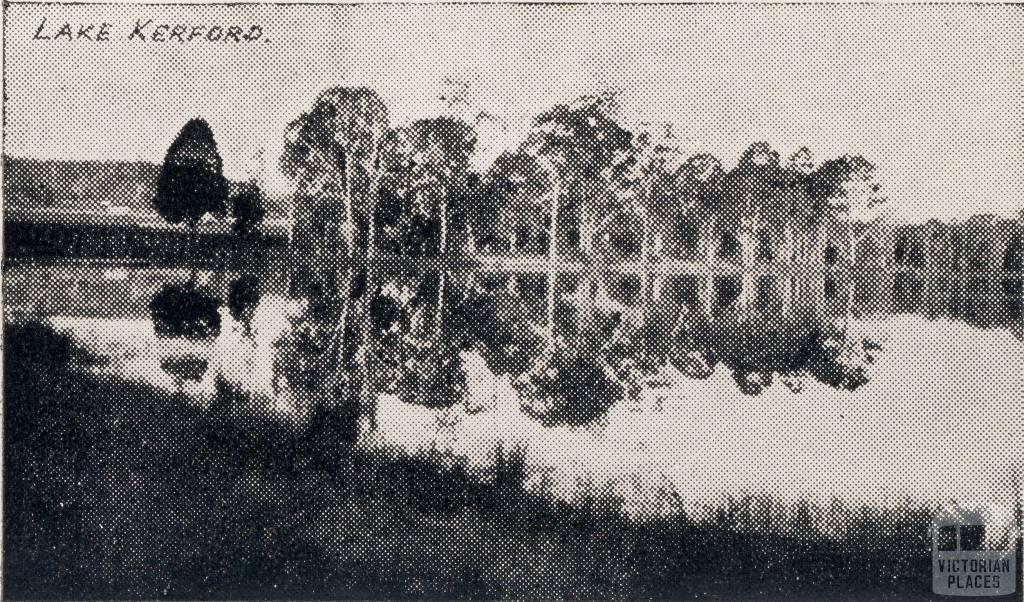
[282, 89, 884, 264]
[281, 88, 477, 260]
[891, 216, 1024, 272]
[474, 96, 884, 262]
[270, 87, 890, 429]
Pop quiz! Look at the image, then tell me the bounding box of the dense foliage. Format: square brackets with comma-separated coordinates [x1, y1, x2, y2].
[230, 183, 267, 236]
[149, 282, 222, 339]
[155, 118, 229, 228]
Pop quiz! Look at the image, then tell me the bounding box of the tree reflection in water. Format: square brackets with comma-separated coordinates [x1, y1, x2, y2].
[272, 264, 978, 429]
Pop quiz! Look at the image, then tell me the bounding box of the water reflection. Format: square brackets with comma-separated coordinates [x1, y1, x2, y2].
[5, 256, 1019, 429]
[275, 262, 1021, 427]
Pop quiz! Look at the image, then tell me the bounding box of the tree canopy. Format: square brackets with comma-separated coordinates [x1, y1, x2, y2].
[472, 151, 553, 255]
[376, 116, 477, 256]
[285, 89, 885, 262]
[281, 87, 390, 255]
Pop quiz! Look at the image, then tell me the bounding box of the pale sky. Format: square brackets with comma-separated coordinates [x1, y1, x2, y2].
[4, 3, 1023, 222]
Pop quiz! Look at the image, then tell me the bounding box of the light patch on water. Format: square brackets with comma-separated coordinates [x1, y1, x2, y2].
[208, 294, 298, 400]
[48, 315, 216, 397]
[49, 293, 303, 412]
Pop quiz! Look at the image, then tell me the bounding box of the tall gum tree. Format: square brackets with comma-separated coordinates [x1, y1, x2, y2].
[525, 94, 639, 348]
[353, 114, 477, 430]
[379, 117, 477, 258]
[529, 94, 639, 260]
[378, 117, 477, 339]
[281, 87, 390, 261]
[474, 151, 553, 256]
[280, 88, 389, 427]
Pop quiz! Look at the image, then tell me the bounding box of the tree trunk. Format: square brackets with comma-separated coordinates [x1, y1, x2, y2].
[326, 265, 356, 408]
[640, 192, 652, 330]
[545, 178, 561, 349]
[432, 178, 453, 336]
[438, 191, 449, 261]
[434, 271, 447, 338]
[366, 140, 381, 261]
[355, 267, 379, 433]
[356, 139, 383, 432]
[286, 197, 297, 246]
[581, 206, 594, 259]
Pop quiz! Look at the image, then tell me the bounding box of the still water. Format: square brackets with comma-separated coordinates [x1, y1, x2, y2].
[4, 256, 1022, 520]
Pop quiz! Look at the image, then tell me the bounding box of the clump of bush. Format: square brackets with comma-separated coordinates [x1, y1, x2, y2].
[668, 311, 878, 395]
[516, 344, 624, 427]
[149, 282, 221, 339]
[803, 328, 878, 392]
[388, 341, 467, 409]
[514, 310, 657, 427]
[371, 318, 467, 410]
[364, 275, 468, 410]
[447, 276, 546, 376]
[160, 354, 209, 382]
[5, 321, 75, 375]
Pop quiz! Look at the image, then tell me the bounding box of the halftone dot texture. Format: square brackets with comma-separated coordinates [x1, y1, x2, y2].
[3, 3, 1022, 600]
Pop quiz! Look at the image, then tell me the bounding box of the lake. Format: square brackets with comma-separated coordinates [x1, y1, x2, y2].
[4, 256, 1022, 525]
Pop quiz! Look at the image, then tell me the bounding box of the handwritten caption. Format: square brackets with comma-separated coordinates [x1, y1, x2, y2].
[33, 17, 266, 44]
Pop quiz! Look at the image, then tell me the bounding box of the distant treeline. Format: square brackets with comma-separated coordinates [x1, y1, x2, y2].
[3, 156, 289, 219]
[4, 219, 287, 263]
[891, 217, 1022, 271]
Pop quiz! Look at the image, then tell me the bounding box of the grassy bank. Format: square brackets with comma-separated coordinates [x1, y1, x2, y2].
[4, 321, 999, 600]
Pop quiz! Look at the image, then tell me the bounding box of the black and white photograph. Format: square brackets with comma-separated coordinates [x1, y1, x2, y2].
[2, 3, 1022, 599]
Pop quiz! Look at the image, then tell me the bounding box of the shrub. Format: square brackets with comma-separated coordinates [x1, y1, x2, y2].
[373, 334, 466, 409]
[227, 274, 262, 324]
[493, 441, 529, 492]
[516, 344, 625, 427]
[149, 282, 221, 339]
[4, 321, 74, 374]
[669, 312, 877, 394]
[160, 355, 209, 382]
[230, 184, 267, 236]
[447, 277, 546, 376]
[364, 275, 469, 409]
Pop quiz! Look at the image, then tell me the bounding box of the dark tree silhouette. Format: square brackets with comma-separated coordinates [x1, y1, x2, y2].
[377, 116, 477, 257]
[155, 118, 229, 279]
[156, 118, 229, 227]
[149, 282, 221, 339]
[227, 274, 263, 335]
[230, 183, 267, 237]
[1004, 232, 1023, 272]
[474, 151, 553, 255]
[149, 119, 229, 338]
[804, 154, 879, 220]
[529, 93, 638, 258]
